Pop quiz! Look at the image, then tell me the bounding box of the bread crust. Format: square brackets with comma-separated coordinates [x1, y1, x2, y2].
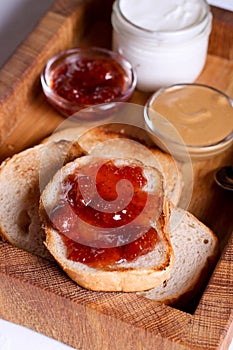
[43, 126, 183, 206]
[138, 207, 219, 306]
[40, 155, 174, 292]
[0, 140, 85, 258]
[44, 227, 174, 292]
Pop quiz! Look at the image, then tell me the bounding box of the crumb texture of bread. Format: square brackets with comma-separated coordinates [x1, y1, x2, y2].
[138, 207, 219, 306]
[0, 144, 49, 258]
[0, 140, 85, 259]
[40, 155, 174, 292]
[46, 126, 183, 206]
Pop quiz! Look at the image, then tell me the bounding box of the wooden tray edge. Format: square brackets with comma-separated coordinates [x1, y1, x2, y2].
[0, 1, 232, 349]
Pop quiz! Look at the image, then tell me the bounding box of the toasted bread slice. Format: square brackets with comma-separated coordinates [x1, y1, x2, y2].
[40, 155, 174, 292]
[43, 126, 183, 206]
[88, 137, 182, 206]
[0, 140, 85, 258]
[138, 206, 219, 306]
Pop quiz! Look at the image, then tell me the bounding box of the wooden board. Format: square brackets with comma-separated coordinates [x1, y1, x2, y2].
[0, 1, 233, 349]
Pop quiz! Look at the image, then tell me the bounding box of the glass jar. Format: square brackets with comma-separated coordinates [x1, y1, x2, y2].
[41, 47, 136, 118]
[111, 0, 212, 92]
[144, 83, 233, 160]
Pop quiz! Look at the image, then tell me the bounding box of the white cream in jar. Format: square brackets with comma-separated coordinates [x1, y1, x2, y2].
[111, 0, 212, 91]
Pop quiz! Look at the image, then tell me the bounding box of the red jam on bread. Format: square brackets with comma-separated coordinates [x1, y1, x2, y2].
[50, 160, 159, 269]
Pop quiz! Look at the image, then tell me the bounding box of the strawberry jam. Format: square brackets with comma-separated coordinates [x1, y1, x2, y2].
[50, 160, 159, 268]
[51, 57, 127, 106]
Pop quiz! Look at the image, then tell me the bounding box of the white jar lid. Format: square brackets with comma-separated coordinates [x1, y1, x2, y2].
[114, 0, 212, 43]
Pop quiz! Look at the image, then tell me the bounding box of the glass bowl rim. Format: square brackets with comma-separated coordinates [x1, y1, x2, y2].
[40, 46, 137, 110]
[144, 82, 233, 152]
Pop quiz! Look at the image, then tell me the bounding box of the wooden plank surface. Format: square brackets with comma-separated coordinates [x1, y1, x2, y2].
[0, 1, 232, 349]
[208, 6, 233, 59]
[0, 0, 87, 146]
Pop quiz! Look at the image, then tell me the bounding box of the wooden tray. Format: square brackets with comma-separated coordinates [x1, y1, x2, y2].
[0, 1, 233, 349]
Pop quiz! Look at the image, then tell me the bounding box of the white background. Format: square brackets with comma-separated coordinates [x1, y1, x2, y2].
[0, 0, 232, 349]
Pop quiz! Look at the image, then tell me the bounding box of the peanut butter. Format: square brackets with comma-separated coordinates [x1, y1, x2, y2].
[150, 85, 233, 146]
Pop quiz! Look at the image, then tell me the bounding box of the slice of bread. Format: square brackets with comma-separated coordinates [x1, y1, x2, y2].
[43, 126, 183, 206]
[40, 155, 174, 292]
[0, 140, 85, 259]
[138, 206, 219, 306]
[78, 127, 183, 206]
[88, 138, 182, 206]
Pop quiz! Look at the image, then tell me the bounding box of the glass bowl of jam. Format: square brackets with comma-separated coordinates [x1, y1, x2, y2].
[41, 46, 137, 118]
[144, 83, 233, 161]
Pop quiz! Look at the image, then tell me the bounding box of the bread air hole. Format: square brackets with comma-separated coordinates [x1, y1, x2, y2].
[17, 210, 31, 234]
[162, 280, 168, 288]
[203, 239, 209, 244]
